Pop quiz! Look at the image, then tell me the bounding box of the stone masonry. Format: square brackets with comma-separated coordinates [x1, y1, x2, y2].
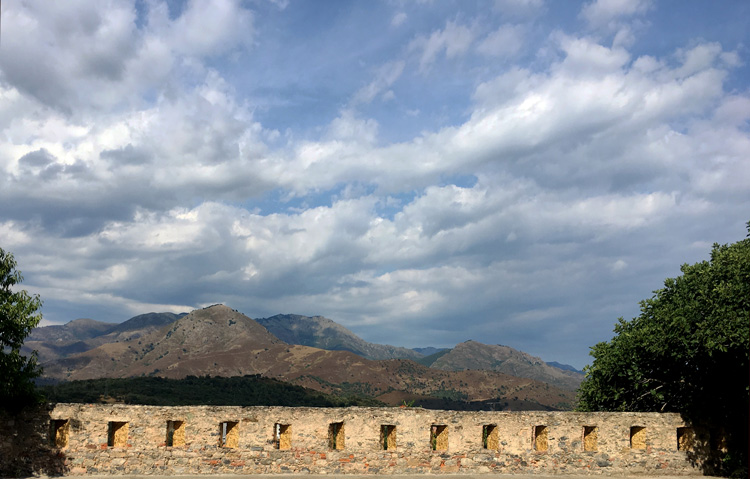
[0, 404, 707, 476]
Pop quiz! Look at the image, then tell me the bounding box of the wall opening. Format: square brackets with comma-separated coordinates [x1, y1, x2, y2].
[482, 424, 498, 450]
[166, 420, 185, 447]
[107, 421, 129, 447]
[328, 422, 345, 450]
[275, 423, 291, 450]
[677, 427, 695, 451]
[583, 426, 598, 451]
[219, 421, 239, 448]
[533, 425, 548, 452]
[630, 426, 646, 449]
[430, 424, 448, 451]
[380, 425, 396, 450]
[49, 419, 69, 448]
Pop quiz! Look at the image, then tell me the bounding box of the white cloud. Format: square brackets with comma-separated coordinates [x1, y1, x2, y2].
[612, 259, 627, 271]
[1, 1, 748, 367]
[0, 0, 254, 114]
[493, 0, 545, 17]
[351, 61, 406, 105]
[580, 0, 652, 30]
[0, 1, 139, 111]
[409, 20, 477, 72]
[391, 12, 407, 27]
[168, 0, 254, 58]
[267, 0, 290, 10]
[236, 35, 743, 209]
[326, 111, 380, 144]
[673, 42, 723, 79]
[477, 24, 526, 58]
[554, 33, 631, 73]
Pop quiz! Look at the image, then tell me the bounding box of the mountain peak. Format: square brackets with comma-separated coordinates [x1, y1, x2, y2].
[200, 303, 234, 313]
[68, 318, 102, 326]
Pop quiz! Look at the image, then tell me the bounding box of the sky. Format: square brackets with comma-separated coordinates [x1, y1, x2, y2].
[1, 0, 748, 369]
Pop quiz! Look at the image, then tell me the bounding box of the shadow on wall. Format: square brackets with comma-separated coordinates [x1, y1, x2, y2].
[680, 415, 748, 478]
[0, 406, 69, 477]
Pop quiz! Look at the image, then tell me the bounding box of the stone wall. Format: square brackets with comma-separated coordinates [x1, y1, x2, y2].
[0, 403, 708, 476]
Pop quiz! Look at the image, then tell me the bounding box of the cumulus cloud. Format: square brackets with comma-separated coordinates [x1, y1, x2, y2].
[262, 33, 740, 200]
[1, 1, 748, 367]
[0, 0, 253, 113]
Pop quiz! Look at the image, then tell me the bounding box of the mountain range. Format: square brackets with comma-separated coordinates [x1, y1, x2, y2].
[24, 312, 187, 364]
[27, 305, 583, 410]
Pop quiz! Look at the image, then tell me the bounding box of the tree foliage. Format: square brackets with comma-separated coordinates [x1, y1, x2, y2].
[0, 247, 44, 410]
[577, 225, 749, 476]
[41, 375, 386, 407]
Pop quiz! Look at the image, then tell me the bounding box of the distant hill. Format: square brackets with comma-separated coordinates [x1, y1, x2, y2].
[40, 305, 576, 410]
[256, 314, 423, 360]
[27, 318, 114, 342]
[23, 312, 186, 364]
[428, 340, 584, 391]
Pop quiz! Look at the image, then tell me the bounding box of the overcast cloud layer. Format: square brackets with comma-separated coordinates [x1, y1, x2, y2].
[1, 0, 748, 368]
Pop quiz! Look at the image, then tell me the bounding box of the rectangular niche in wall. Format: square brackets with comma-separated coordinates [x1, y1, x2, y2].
[677, 427, 695, 451]
[275, 423, 291, 450]
[107, 421, 129, 447]
[219, 421, 239, 448]
[380, 425, 396, 450]
[49, 419, 69, 448]
[328, 422, 345, 450]
[166, 420, 185, 447]
[482, 424, 498, 450]
[630, 426, 646, 449]
[430, 424, 448, 451]
[533, 425, 548, 452]
[583, 426, 598, 452]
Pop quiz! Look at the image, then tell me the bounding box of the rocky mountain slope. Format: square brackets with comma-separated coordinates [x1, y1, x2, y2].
[40, 305, 575, 410]
[426, 340, 584, 391]
[255, 314, 423, 360]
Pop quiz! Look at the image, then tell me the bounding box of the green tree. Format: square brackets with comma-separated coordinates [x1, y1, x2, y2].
[577, 225, 749, 476]
[0, 247, 44, 410]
